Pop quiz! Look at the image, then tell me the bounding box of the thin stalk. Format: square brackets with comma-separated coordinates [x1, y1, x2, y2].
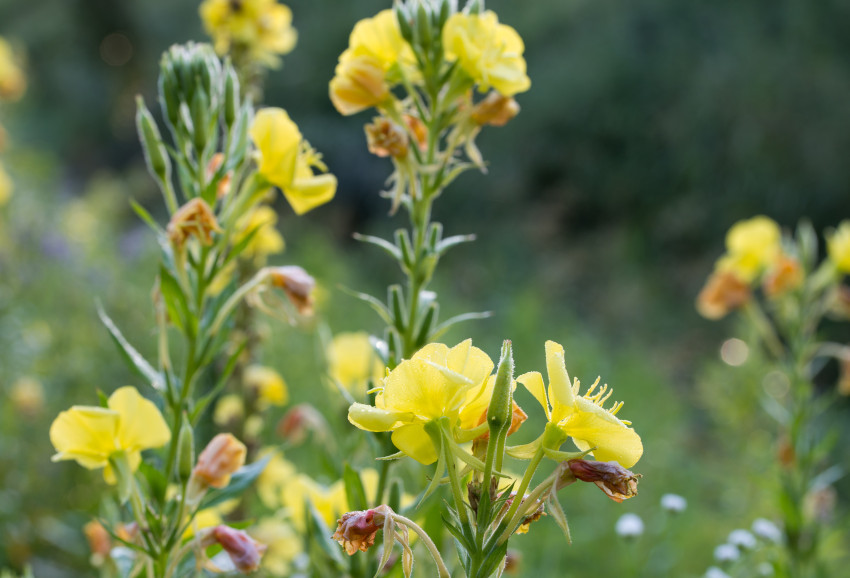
[498, 448, 544, 542]
[392, 514, 451, 578]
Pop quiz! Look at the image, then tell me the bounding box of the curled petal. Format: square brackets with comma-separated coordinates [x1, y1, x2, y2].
[348, 403, 414, 432]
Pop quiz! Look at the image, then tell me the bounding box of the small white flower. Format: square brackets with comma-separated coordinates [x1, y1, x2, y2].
[660, 493, 687, 513]
[714, 543, 740, 563]
[728, 528, 757, 550]
[757, 562, 775, 576]
[752, 518, 783, 543]
[615, 513, 644, 538]
[705, 567, 732, 578]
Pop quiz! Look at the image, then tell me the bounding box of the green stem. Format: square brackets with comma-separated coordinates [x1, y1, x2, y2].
[442, 425, 469, 525]
[498, 447, 544, 542]
[392, 514, 451, 578]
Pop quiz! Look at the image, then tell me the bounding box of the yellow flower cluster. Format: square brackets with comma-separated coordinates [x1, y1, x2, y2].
[235, 205, 285, 264]
[200, 0, 297, 67]
[348, 339, 642, 468]
[697, 216, 804, 319]
[250, 108, 337, 215]
[0, 37, 25, 102]
[329, 8, 529, 117]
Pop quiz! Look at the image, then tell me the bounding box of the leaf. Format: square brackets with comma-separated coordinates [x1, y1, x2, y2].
[343, 464, 369, 511]
[353, 232, 402, 261]
[306, 499, 347, 568]
[545, 493, 572, 545]
[129, 199, 165, 236]
[431, 311, 493, 340]
[477, 540, 508, 578]
[158, 265, 190, 332]
[200, 456, 270, 510]
[138, 462, 169, 507]
[338, 285, 393, 325]
[435, 234, 476, 256]
[441, 513, 474, 552]
[97, 302, 165, 391]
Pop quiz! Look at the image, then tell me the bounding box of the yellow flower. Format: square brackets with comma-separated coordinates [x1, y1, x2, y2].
[250, 516, 301, 575]
[0, 161, 12, 207]
[828, 221, 850, 273]
[443, 11, 530, 97]
[348, 339, 494, 464]
[200, 0, 297, 67]
[329, 10, 414, 116]
[282, 474, 348, 531]
[256, 450, 297, 509]
[49, 386, 171, 483]
[235, 205, 285, 264]
[0, 37, 26, 101]
[250, 107, 337, 215]
[327, 332, 385, 394]
[213, 393, 245, 426]
[244, 364, 288, 408]
[517, 341, 643, 468]
[329, 54, 391, 116]
[716, 216, 782, 282]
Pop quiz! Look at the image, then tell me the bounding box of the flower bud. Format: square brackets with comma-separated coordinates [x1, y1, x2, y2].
[333, 505, 392, 555]
[696, 270, 750, 320]
[83, 520, 111, 565]
[207, 525, 267, 573]
[192, 433, 247, 490]
[660, 493, 687, 514]
[276, 403, 328, 445]
[615, 513, 644, 538]
[177, 417, 195, 483]
[167, 198, 223, 248]
[565, 459, 640, 503]
[365, 117, 409, 158]
[224, 64, 240, 129]
[267, 265, 316, 316]
[472, 92, 520, 127]
[136, 97, 171, 184]
[404, 114, 428, 152]
[486, 340, 515, 438]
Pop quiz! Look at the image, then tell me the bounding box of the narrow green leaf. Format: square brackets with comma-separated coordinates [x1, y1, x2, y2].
[129, 199, 165, 236]
[200, 456, 270, 510]
[431, 311, 493, 340]
[96, 302, 164, 391]
[435, 234, 476, 256]
[353, 232, 402, 261]
[343, 464, 369, 511]
[338, 285, 393, 325]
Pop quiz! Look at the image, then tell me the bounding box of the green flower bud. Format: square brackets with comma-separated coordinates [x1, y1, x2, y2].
[224, 64, 240, 129]
[158, 60, 180, 128]
[466, 0, 484, 15]
[190, 87, 210, 154]
[389, 285, 407, 332]
[487, 340, 514, 437]
[177, 417, 195, 483]
[135, 97, 171, 185]
[395, 3, 415, 44]
[415, 3, 433, 50]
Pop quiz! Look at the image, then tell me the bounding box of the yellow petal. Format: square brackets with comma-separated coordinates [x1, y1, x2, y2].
[391, 422, 439, 465]
[563, 398, 643, 468]
[283, 171, 337, 215]
[348, 403, 414, 432]
[544, 341, 575, 420]
[516, 371, 550, 420]
[108, 386, 171, 453]
[251, 108, 301, 187]
[49, 406, 120, 468]
[347, 9, 406, 68]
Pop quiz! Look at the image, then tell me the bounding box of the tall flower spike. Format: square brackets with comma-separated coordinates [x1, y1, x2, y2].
[517, 341, 643, 468]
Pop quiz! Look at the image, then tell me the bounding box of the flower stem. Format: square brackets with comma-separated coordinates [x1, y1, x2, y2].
[392, 513, 451, 578]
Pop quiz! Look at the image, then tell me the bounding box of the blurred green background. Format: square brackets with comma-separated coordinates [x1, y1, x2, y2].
[1, 0, 849, 576]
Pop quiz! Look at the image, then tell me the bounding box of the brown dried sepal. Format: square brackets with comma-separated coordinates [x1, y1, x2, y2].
[567, 459, 640, 503]
[333, 505, 391, 555]
[167, 198, 222, 248]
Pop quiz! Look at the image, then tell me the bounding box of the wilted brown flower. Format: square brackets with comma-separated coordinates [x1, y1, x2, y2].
[565, 459, 640, 503]
[472, 92, 520, 127]
[167, 197, 222, 247]
[365, 117, 409, 158]
[333, 505, 391, 555]
[763, 255, 803, 298]
[209, 525, 267, 573]
[276, 403, 328, 445]
[268, 265, 316, 315]
[696, 270, 751, 320]
[192, 433, 247, 490]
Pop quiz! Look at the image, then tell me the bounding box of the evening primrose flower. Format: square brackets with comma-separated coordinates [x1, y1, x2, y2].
[348, 339, 494, 464]
[235, 205, 285, 264]
[696, 270, 751, 320]
[250, 107, 337, 214]
[827, 221, 850, 273]
[49, 386, 171, 483]
[443, 11, 530, 96]
[200, 0, 297, 67]
[716, 216, 781, 282]
[329, 10, 413, 116]
[244, 364, 288, 408]
[517, 341, 643, 468]
[327, 332, 385, 394]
